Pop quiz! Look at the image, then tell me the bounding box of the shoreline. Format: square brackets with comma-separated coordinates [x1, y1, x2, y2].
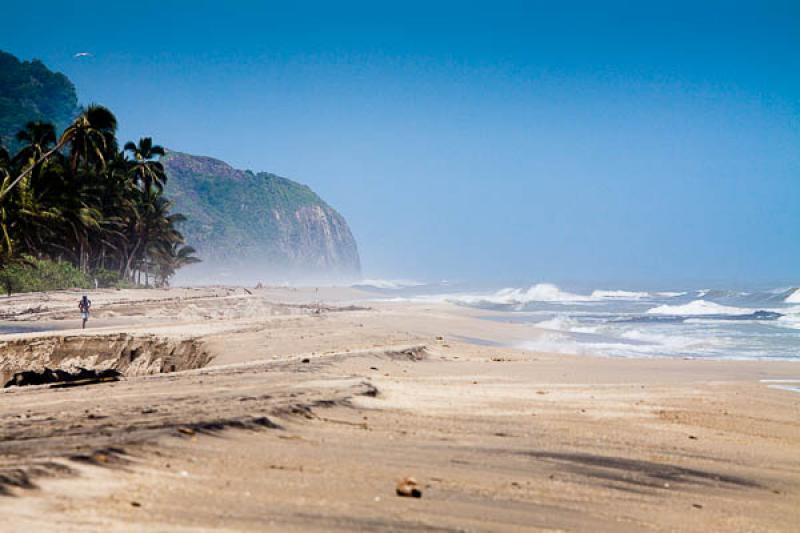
[0, 286, 798, 531]
[3, 283, 799, 361]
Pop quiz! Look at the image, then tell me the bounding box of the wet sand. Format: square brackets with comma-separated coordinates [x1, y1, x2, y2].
[0, 287, 798, 531]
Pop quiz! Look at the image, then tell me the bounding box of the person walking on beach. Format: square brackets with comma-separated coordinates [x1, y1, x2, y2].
[78, 295, 91, 329]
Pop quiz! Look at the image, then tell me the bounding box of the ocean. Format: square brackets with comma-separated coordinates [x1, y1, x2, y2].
[354, 280, 800, 361]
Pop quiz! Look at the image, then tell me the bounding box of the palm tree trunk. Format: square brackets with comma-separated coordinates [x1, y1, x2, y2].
[79, 241, 86, 273]
[124, 240, 142, 280]
[0, 138, 69, 202]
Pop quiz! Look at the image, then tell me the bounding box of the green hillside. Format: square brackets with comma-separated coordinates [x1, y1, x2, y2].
[0, 50, 79, 151]
[0, 50, 360, 283]
[162, 151, 361, 280]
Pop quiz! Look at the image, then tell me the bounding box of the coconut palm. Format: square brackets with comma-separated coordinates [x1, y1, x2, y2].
[12, 121, 56, 166]
[64, 104, 118, 173]
[0, 176, 15, 262]
[151, 243, 200, 287]
[121, 189, 186, 281]
[0, 107, 198, 286]
[0, 105, 117, 202]
[123, 137, 167, 193]
[0, 146, 9, 179]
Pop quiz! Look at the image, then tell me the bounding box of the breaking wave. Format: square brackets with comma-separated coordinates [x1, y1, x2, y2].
[451, 284, 689, 307]
[777, 307, 800, 330]
[517, 329, 732, 358]
[785, 288, 800, 304]
[451, 283, 593, 305]
[535, 316, 599, 334]
[365, 280, 800, 360]
[646, 300, 755, 316]
[590, 290, 650, 300]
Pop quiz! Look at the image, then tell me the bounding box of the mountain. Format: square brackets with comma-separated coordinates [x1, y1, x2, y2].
[162, 151, 361, 282]
[0, 50, 360, 282]
[0, 50, 79, 152]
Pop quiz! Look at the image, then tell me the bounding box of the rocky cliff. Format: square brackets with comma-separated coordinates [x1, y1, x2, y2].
[162, 151, 361, 282]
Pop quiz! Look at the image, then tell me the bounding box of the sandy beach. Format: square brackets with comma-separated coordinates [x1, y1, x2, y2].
[0, 286, 798, 531]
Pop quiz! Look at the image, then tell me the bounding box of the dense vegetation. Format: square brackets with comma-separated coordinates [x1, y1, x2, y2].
[0, 105, 200, 292]
[0, 50, 356, 288]
[0, 257, 93, 295]
[165, 153, 322, 253]
[0, 50, 79, 154]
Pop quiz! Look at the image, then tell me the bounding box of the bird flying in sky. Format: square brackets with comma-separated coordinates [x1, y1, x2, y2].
[73, 52, 92, 58]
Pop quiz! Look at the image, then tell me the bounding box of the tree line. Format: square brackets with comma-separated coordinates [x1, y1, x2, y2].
[0, 104, 199, 289]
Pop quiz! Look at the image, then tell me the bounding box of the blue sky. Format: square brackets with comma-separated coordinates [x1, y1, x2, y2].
[2, 1, 799, 286]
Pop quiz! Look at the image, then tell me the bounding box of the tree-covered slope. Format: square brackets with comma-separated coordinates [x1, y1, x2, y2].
[0, 49, 360, 282]
[162, 151, 361, 281]
[0, 50, 79, 151]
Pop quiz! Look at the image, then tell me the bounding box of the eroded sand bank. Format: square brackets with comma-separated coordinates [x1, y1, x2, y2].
[0, 287, 798, 531]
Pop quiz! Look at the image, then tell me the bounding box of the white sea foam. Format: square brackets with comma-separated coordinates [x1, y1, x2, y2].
[776, 307, 800, 330]
[533, 317, 572, 330]
[534, 316, 599, 334]
[785, 288, 800, 303]
[517, 333, 592, 356]
[590, 289, 650, 300]
[452, 284, 800, 361]
[766, 385, 800, 393]
[450, 283, 595, 306]
[619, 329, 726, 351]
[354, 279, 425, 290]
[379, 283, 695, 307]
[518, 334, 718, 358]
[646, 300, 751, 316]
[684, 318, 736, 325]
[518, 326, 732, 358]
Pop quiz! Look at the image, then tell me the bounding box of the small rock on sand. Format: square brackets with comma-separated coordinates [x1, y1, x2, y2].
[396, 476, 422, 498]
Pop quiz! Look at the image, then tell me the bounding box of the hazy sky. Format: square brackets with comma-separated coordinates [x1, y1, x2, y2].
[3, 1, 799, 286]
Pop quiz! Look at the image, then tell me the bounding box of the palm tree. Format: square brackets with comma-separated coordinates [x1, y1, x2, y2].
[0, 105, 117, 202]
[0, 146, 13, 208]
[151, 243, 200, 286]
[92, 152, 134, 271]
[0, 146, 10, 179]
[0, 175, 15, 263]
[122, 189, 185, 281]
[12, 121, 56, 166]
[123, 137, 167, 193]
[0, 144, 21, 263]
[64, 104, 118, 173]
[0, 105, 198, 288]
